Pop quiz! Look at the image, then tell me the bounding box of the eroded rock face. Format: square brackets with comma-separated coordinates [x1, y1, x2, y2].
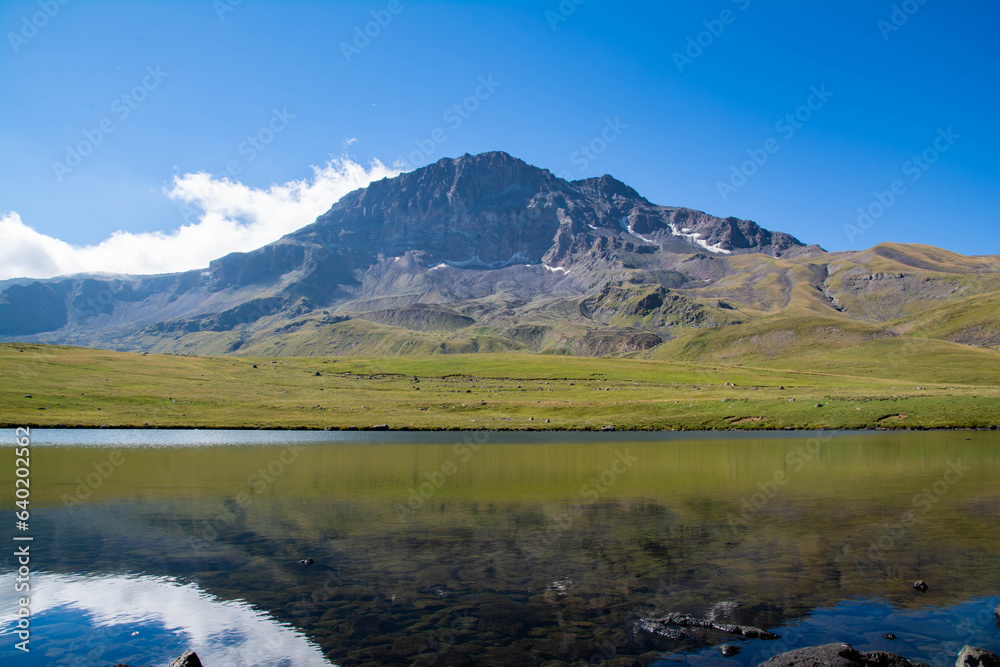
[307, 151, 566, 267]
[297, 151, 814, 270]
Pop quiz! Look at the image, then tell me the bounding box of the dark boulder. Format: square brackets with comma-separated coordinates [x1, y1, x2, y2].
[758, 642, 929, 667]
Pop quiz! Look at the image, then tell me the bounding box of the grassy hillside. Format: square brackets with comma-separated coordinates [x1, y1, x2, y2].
[2, 343, 997, 430]
[3, 244, 999, 431]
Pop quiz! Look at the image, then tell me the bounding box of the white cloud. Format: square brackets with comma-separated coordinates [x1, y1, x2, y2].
[0, 571, 332, 666]
[343, 137, 358, 146]
[0, 157, 399, 280]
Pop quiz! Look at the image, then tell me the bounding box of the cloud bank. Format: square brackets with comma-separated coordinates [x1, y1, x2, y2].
[0, 158, 399, 280]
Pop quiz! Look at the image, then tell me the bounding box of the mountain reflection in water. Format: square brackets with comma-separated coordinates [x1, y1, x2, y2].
[1, 430, 998, 666]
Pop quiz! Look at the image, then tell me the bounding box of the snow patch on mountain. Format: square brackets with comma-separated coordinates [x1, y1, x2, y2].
[669, 224, 732, 254]
[620, 216, 658, 245]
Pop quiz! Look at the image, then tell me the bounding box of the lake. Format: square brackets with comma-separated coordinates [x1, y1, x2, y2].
[1, 429, 999, 666]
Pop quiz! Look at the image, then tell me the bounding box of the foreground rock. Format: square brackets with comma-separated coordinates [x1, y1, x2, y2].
[171, 651, 203, 667]
[758, 642, 929, 666]
[957, 646, 1000, 667]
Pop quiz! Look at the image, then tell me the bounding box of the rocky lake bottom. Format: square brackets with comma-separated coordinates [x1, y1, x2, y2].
[1, 430, 998, 666]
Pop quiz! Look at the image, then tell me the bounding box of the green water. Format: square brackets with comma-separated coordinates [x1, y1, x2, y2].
[2, 430, 999, 666]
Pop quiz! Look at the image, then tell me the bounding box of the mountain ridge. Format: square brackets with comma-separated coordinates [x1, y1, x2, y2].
[2, 151, 998, 362]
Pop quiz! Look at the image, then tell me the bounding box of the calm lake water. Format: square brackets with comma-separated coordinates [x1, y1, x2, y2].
[1, 429, 999, 667]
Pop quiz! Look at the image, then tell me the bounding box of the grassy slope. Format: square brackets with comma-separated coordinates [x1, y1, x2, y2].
[1, 343, 997, 431]
[3, 244, 998, 430]
[96, 243, 1000, 364]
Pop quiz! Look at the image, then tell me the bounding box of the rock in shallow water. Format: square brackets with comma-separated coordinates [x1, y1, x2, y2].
[171, 651, 204, 667]
[956, 645, 1000, 667]
[757, 642, 929, 666]
[719, 644, 741, 657]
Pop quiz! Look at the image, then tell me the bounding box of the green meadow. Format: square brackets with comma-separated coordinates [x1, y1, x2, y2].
[1, 343, 997, 430]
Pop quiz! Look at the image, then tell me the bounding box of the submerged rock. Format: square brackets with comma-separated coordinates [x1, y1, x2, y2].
[711, 622, 780, 640]
[759, 642, 929, 666]
[956, 646, 1000, 667]
[636, 613, 779, 641]
[720, 644, 741, 657]
[636, 618, 691, 641]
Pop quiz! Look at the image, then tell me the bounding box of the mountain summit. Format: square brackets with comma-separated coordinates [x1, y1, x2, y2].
[3, 152, 998, 359]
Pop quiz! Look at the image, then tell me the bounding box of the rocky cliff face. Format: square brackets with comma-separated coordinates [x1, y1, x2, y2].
[0, 151, 830, 354]
[280, 151, 816, 275]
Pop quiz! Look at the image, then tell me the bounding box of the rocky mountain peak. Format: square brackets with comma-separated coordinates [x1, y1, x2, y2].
[572, 174, 645, 203]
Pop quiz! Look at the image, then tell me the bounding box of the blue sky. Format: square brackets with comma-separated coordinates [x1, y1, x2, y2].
[1, 0, 998, 278]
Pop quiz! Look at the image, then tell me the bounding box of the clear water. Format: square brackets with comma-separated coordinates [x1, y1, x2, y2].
[2, 429, 998, 666]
